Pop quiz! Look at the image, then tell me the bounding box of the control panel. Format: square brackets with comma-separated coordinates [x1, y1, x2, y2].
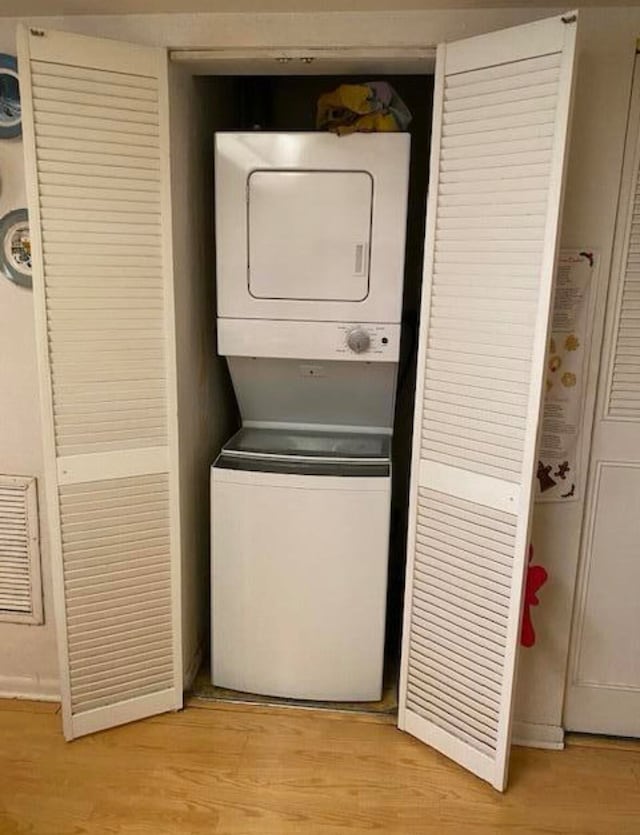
[218, 319, 400, 362]
[337, 324, 393, 358]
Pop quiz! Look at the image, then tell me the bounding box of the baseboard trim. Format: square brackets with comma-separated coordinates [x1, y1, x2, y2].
[512, 720, 565, 750]
[0, 675, 59, 702]
[183, 643, 203, 692]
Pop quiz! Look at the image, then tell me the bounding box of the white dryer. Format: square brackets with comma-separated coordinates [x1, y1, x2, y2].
[215, 132, 409, 324]
[212, 132, 410, 701]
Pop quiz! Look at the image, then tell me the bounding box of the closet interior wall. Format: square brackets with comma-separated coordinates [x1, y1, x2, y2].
[168, 68, 240, 684]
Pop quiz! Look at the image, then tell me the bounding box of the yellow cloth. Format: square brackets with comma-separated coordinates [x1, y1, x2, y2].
[316, 84, 399, 135]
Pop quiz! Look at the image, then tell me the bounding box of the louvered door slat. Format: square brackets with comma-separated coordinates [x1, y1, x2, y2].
[31, 71, 158, 99]
[399, 13, 577, 790]
[608, 158, 640, 414]
[19, 26, 181, 740]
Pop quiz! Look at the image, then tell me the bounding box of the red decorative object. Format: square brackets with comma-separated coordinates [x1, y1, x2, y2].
[520, 544, 548, 648]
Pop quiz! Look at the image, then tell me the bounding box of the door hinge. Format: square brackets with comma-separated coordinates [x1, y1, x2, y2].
[30, 28, 45, 37]
[561, 14, 577, 24]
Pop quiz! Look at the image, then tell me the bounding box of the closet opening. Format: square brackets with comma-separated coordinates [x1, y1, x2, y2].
[186, 69, 434, 717]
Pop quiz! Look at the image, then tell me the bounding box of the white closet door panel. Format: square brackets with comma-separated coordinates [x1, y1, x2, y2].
[399, 12, 577, 791]
[60, 475, 173, 714]
[18, 25, 181, 739]
[565, 58, 640, 738]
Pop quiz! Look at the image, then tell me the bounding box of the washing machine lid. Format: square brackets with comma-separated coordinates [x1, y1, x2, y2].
[222, 426, 390, 462]
[216, 426, 390, 476]
[248, 169, 372, 302]
[215, 426, 391, 478]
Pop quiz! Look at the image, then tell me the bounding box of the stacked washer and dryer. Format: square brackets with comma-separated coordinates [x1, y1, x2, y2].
[211, 132, 410, 702]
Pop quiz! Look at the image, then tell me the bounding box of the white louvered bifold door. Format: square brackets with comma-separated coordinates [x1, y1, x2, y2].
[398, 13, 577, 791]
[17, 26, 182, 739]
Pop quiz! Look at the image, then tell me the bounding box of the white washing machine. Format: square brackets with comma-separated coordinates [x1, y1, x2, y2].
[212, 428, 391, 701]
[212, 132, 410, 701]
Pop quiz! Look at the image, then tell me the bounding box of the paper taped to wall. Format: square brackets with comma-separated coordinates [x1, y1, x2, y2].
[536, 250, 599, 503]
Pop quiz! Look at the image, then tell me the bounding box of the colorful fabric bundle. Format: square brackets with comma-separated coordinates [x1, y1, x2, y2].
[316, 82, 412, 135]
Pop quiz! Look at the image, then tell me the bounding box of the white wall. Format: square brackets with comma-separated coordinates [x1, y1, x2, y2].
[1, 8, 562, 50]
[1, 6, 639, 736]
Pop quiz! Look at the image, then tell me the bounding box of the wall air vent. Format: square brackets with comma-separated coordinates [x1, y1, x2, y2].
[0, 475, 43, 624]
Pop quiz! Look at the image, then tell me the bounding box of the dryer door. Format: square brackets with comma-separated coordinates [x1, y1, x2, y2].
[215, 132, 410, 323]
[248, 170, 372, 302]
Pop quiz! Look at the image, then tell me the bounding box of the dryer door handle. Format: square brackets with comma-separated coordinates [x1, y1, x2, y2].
[353, 242, 368, 276]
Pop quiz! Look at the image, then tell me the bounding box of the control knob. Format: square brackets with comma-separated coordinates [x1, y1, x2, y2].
[346, 327, 371, 354]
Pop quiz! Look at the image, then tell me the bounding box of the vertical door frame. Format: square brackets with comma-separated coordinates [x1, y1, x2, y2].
[157, 48, 184, 703]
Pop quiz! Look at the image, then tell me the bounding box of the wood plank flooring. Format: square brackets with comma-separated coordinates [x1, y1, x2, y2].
[0, 698, 639, 834]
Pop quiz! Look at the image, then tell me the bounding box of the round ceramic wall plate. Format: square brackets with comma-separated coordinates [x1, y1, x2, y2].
[0, 53, 21, 139]
[0, 209, 32, 289]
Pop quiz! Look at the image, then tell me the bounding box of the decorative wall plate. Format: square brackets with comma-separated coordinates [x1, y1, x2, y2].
[0, 54, 21, 139]
[0, 209, 32, 289]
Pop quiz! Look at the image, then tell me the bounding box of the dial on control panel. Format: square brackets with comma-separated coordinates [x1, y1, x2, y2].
[346, 327, 371, 354]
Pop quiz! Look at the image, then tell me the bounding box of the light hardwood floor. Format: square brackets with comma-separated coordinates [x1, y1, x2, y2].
[0, 698, 639, 835]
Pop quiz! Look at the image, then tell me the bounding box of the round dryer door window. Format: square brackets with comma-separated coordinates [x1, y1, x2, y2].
[1, 209, 32, 289]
